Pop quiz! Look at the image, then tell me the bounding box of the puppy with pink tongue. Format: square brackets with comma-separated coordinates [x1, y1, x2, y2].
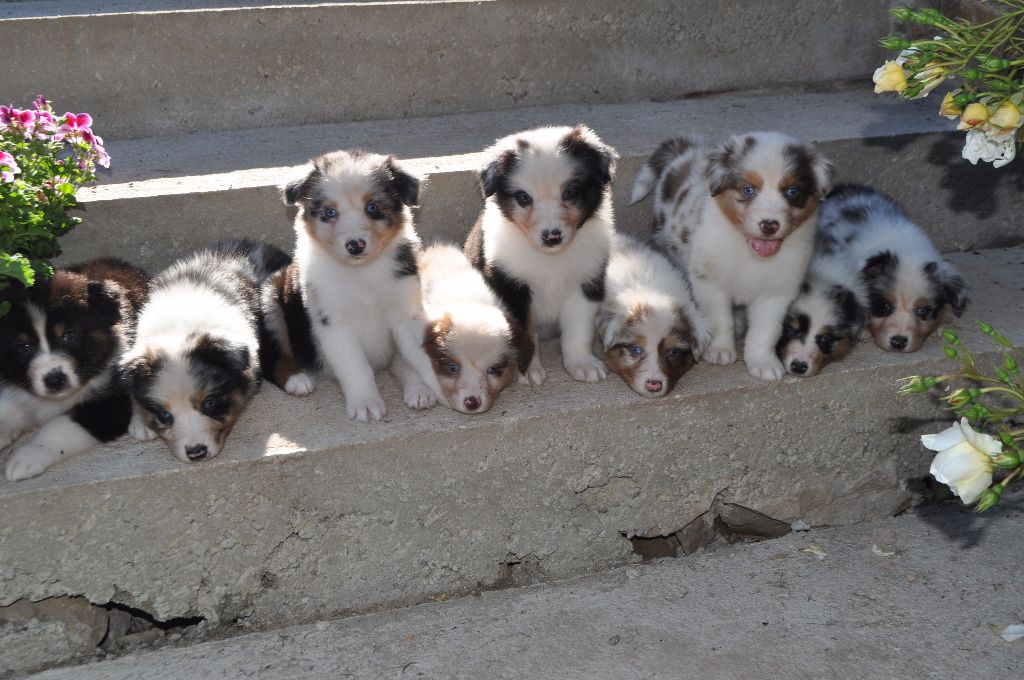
[631, 131, 833, 381]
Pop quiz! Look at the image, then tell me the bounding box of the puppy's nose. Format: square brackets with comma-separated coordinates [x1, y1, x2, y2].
[541, 229, 563, 247]
[43, 370, 68, 391]
[890, 335, 908, 351]
[790, 360, 808, 375]
[463, 396, 481, 412]
[759, 219, 780, 237]
[644, 378, 663, 393]
[345, 239, 366, 256]
[185, 444, 208, 461]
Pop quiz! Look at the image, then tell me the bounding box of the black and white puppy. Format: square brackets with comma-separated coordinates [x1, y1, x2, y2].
[120, 240, 288, 463]
[1, 259, 149, 480]
[464, 125, 618, 386]
[260, 149, 440, 422]
[632, 132, 833, 381]
[776, 238, 869, 377]
[820, 184, 969, 353]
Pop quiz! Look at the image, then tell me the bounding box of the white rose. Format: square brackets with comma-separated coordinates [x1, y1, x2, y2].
[923, 417, 1001, 504]
[961, 129, 1017, 168]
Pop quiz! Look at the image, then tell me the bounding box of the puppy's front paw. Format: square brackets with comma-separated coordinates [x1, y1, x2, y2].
[517, 364, 547, 387]
[128, 412, 158, 441]
[746, 354, 785, 381]
[691, 324, 714, 361]
[705, 343, 738, 365]
[284, 373, 315, 397]
[403, 384, 437, 410]
[346, 392, 387, 423]
[565, 357, 607, 383]
[5, 444, 54, 482]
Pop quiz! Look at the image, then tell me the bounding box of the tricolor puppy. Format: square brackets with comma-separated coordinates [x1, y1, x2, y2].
[632, 132, 833, 381]
[776, 240, 869, 377]
[596, 235, 710, 398]
[464, 125, 617, 386]
[120, 240, 288, 464]
[1, 259, 149, 481]
[820, 184, 969, 353]
[260, 149, 440, 421]
[418, 244, 530, 414]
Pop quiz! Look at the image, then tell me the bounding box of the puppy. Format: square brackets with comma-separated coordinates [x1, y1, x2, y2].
[776, 239, 869, 377]
[632, 132, 833, 381]
[120, 240, 288, 463]
[1, 259, 149, 480]
[819, 184, 969, 353]
[418, 244, 530, 414]
[596, 234, 709, 398]
[260, 149, 440, 422]
[464, 125, 618, 386]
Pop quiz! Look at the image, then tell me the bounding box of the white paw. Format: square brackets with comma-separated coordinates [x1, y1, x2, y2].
[346, 393, 387, 423]
[565, 357, 608, 383]
[403, 384, 437, 410]
[128, 412, 158, 441]
[746, 354, 785, 381]
[691, 324, 714, 361]
[284, 373, 315, 396]
[705, 344, 738, 365]
[517, 364, 547, 387]
[5, 444, 53, 481]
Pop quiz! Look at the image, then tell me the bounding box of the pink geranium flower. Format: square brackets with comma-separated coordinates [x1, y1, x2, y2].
[53, 112, 93, 142]
[0, 151, 21, 183]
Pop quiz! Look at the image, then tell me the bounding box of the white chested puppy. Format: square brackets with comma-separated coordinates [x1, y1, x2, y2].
[596, 234, 710, 398]
[418, 244, 530, 414]
[464, 125, 618, 386]
[632, 132, 833, 381]
[820, 184, 969, 353]
[260, 150, 440, 422]
[776, 237, 869, 377]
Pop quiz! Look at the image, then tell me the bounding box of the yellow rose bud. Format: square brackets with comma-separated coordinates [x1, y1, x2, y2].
[872, 61, 908, 94]
[939, 92, 962, 119]
[989, 100, 1022, 131]
[957, 102, 989, 130]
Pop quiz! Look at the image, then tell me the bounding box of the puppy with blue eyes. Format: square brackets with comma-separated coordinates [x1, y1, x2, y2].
[632, 132, 833, 381]
[819, 184, 969, 353]
[464, 125, 618, 386]
[260, 149, 441, 421]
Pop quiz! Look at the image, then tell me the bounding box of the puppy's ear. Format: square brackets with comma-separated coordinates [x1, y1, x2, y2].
[282, 165, 320, 206]
[190, 335, 251, 372]
[810, 150, 835, 198]
[87, 281, 123, 325]
[386, 156, 421, 207]
[830, 285, 869, 338]
[595, 309, 624, 351]
[479, 148, 517, 198]
[118, 351, 155, 394]
[507, 316, 535, 369]
[862, 251, 897, 281]
[563, 124, 619, 186]
[926, 261, 971, 317]
[705, 137, 741, 197]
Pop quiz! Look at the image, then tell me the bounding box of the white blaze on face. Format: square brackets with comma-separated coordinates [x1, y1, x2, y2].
[511, 149, 577, 252]
[26, 305, 79, 399]
[149, 358, 220, 463]
[434, 307, 516, 414]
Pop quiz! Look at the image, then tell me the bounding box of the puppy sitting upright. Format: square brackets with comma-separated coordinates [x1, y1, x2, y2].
[120, 240, 288, 463]
[261, 150, 440, 421]
[464, 125, 617, 386]
[596, 235, 709, 398]
[418, 243, 530, 414]
[1, 259, 149, 480]
[632, 132, 833, 381]
[820, 184, 969, 353]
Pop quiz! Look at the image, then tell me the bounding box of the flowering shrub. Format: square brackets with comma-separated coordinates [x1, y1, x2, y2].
[902, 324, 1023, 511]
[873, 3, 1024, 167]
[0, 96, 110, 315]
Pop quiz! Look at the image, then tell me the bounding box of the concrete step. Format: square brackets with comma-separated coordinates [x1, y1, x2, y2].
[2, 246, 1023, 674]
[24, 501, 1024, 680]
[59, 88, 1024, 275]
[1, 0, 893, 138]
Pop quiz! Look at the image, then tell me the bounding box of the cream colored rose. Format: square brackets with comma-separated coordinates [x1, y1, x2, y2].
[923, 418, 1001, 504]
[939, 92, 962, 119]
[873, 61, 908, 94]
[989, 100, 1022, 132]
[957, 103, 990, 130]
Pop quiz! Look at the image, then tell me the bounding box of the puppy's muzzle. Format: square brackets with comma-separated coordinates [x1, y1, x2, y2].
[644, 378, 663, 394]
[789, 360, 808, 375]
[345, 239, 367, 257]
[43, 369, 69, 392]
[185, 444, 209, 461]
[541, 229, 563, 248]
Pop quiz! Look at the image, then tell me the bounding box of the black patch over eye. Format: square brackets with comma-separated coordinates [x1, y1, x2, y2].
[561, 184, 578, 201]
[17, 341, 33, 356]
[201, 394, 228, 418]
[365, 202, 383, 219]
[61, 329, 79, 346]
[816, 334, 836, 354]
[152, 407, 173, 427]
[783, 186, 802, 202]
[915, 305, 934, 320]
[871, 296, 894, 318]
[514, 191, 532, 208]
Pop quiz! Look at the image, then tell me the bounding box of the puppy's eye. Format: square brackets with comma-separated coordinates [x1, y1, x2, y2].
[625, 344, 643, 359]
[446, 362, 461, 375]
[741, 185, 757, 198]
[561, 184, 578, 202]
[514, 191, 532, 208]
[873, 298, 894, 317]
[16, 341, 32, 356]
[487, 362, 506, 376]
[780, 323, 796, 338]
[322, 206, 338, 221]
[365, 201, 381, 218]
[784, 186, 802, 202]
[915, 305, 933, 320]
[816, 334, 836, 354]
[665, 347, 684, 360]
[201, 395, 223, 415]
[154, 408, 173, 426]
[61, 329, 78, 345]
